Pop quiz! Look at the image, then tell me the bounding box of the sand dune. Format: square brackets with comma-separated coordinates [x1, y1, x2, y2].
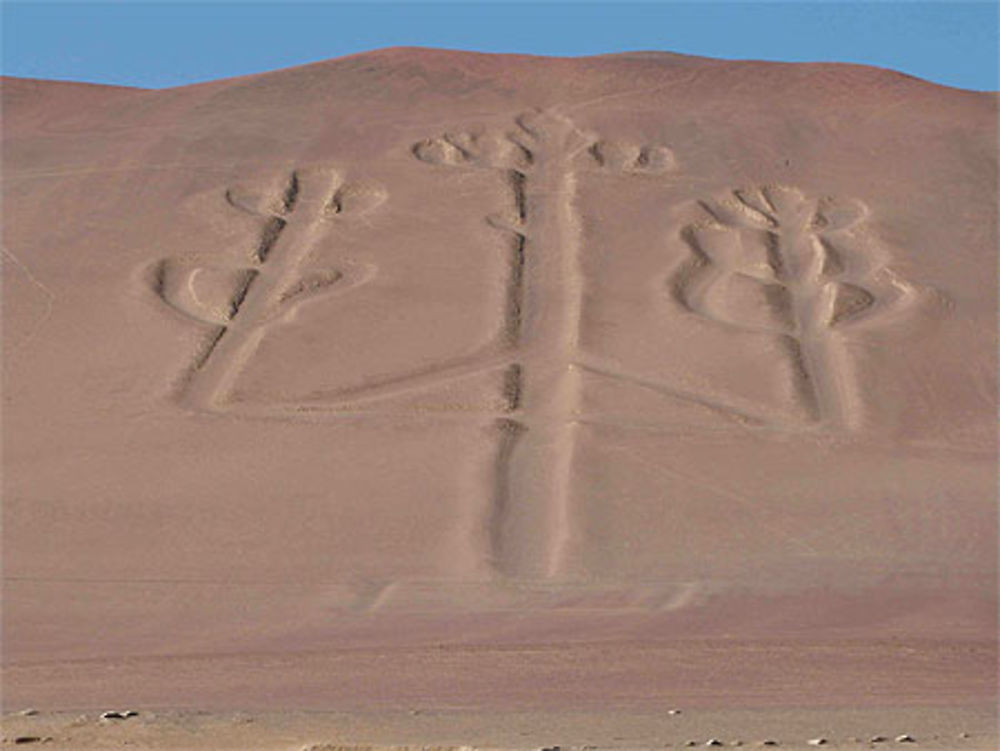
[2, 48, 996, 745]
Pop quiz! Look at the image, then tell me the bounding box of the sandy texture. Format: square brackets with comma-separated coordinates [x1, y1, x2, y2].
[2, 707, 998, 749]
[2, 49, 997, 742]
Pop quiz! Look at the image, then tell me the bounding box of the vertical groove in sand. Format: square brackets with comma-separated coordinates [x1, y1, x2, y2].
[483, 417, 526, 574]
[782, 227, 850, 430]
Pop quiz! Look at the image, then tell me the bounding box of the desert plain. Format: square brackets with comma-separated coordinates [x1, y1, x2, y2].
[2, 49, 997, 749]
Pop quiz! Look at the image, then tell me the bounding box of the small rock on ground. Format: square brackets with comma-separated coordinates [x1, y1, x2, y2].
[100, 710, 139, 720]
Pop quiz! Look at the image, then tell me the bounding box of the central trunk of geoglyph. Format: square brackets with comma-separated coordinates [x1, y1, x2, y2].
[486, 113, 588, 580]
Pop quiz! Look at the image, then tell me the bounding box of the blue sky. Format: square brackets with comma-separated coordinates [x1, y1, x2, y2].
[3, 2, 998, 91]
